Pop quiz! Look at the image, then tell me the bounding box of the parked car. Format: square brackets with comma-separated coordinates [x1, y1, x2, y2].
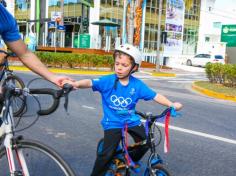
[186, 54, 225, 67]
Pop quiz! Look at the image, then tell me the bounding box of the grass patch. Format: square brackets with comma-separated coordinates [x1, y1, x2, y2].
[194, 81, 236, 96]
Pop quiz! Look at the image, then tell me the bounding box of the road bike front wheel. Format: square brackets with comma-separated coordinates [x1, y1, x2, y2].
[3, 74, 26, 117]
[0, 139, 75, 176]
[144, 164, 171, 176]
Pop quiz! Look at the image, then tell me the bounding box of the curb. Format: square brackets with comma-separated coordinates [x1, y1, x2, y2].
[10, 66, 176, 77]
[9, 66, 113, 75]
[151, 72, 176, 77]
[192, 83, 236, 102]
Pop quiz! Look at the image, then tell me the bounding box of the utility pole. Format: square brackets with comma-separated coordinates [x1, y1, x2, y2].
[156, 0, 162, 72]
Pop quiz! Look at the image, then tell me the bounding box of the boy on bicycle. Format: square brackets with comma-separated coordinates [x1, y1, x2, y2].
[64, 43, 183, 176]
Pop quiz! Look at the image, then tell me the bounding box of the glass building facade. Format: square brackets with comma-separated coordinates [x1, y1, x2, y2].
[99, 0, 201, 54]
[12, 0, 201, 55]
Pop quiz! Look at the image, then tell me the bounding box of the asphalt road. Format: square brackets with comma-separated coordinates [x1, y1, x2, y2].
[15, 71, 236, 176]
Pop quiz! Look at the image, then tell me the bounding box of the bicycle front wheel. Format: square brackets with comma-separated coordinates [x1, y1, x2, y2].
[144, 164, 171, 176]
[3, 74, 26, 117]
[0, 139, 75, 176]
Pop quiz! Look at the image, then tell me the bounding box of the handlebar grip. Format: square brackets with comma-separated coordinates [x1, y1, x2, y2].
[29, 88, 63, 116]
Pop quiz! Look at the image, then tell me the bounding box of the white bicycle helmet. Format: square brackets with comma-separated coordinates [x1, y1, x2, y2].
[114, 44, 142, 66]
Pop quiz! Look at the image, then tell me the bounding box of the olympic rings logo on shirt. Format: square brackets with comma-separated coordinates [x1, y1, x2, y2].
[110, 95, 132, 107]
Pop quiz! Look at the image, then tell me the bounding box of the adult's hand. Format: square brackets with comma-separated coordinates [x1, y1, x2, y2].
[51, 75, 76, 88]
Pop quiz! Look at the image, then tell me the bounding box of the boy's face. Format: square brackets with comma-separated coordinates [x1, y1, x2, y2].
[114, 52, 133, 79]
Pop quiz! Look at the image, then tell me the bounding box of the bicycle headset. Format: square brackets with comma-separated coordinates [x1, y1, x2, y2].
[113, 43, 142, 89]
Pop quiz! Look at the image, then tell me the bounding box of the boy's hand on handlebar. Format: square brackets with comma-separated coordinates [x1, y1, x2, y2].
[172, 102, 183, 111]
[62, 79, 78, 89]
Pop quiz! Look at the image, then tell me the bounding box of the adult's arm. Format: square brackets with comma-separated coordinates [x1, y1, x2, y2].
[153, 94, 182, 111]
[5, 39, 65, 86]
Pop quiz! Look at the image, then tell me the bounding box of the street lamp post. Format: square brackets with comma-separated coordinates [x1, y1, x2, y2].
[156, 0, 163, 72]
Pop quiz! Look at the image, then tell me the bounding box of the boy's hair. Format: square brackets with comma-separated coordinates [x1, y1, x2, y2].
[113, 51, 135, 65]
[114, 44, 142, 67]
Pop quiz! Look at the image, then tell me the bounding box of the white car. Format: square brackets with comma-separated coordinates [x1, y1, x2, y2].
[186, 54, 225, 67]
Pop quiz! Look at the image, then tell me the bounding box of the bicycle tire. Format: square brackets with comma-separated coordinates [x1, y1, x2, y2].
[3, 74, 26, 116]
[144, 164, 171, 176]
[0, 139, 75, 176]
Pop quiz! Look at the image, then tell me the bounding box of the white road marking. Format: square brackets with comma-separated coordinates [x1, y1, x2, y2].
[82, 105, 96, 110]
[156, 122, 236, 145]
[140, 119, 236, 145]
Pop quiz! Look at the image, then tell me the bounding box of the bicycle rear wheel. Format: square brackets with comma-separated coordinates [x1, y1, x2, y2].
[3, 74, 26, 116]
[0, 139, 75, 176]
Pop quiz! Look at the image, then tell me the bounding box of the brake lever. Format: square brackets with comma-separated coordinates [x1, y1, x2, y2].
[62, 84, 73, 114]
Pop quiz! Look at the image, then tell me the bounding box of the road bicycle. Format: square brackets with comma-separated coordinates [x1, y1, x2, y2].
[0, 80, 76, 176]
[97, 107, 179, 176]
[0, 49, 26, 117]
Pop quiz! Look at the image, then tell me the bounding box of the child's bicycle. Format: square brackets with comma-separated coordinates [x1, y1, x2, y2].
[0, 49, 26, 117]
[0, 80, 76, 175]
[97, 107, 179, 176]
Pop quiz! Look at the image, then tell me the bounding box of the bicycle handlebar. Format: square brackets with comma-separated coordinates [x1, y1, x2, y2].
[2, 83, 73, 116]
[136, 107, 174, 122]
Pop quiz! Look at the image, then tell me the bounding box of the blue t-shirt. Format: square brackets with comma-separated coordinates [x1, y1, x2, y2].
[0, 4, 21, 42]
[92, 74, 157, 130]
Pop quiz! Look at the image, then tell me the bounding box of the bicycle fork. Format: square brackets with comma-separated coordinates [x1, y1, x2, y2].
[4, 125, 30, 176]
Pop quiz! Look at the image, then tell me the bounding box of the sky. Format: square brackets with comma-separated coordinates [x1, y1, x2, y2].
[214, 0, 236, 14]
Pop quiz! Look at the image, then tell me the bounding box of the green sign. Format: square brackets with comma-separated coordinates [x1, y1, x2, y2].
[73, 34, 79, 48]
[221, 25, 236, 47]
[79, 34, 90, 48]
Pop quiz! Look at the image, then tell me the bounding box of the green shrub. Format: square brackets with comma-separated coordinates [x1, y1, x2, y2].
[35, 52, 114, 70]
[205, 63, 236, 87]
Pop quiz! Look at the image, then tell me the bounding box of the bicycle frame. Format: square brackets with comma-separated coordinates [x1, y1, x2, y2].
[101, 109, 174, 175]
[1, 91, 30, 175]
[121, 120, 163, 172]
[0, 83, 74, 176]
